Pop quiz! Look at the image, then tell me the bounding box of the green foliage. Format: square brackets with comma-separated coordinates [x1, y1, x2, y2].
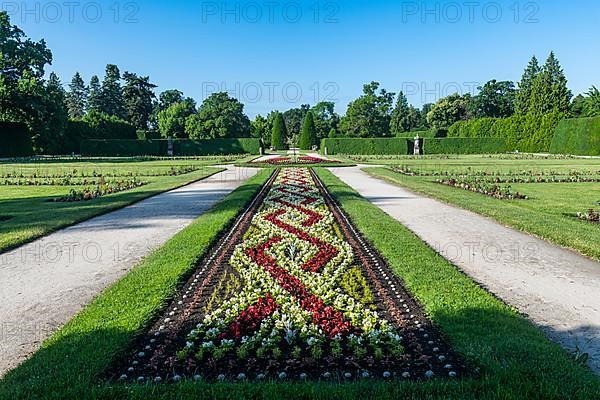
[390, 91, 418, 133]
[98, 64, 125, 118]
[571, 87, 600, 118]
[395, 129, 446, 138]
[87, 75, 102, 113]
[81, 110, 136, 139]
[65, 72, 87, 119]
[550, 117, 600, 156]
[421, 138, 507, 154]
[321, 138, 409, 155]
[250, 114, 270, 146]
[282, 104, 310, 138]
[157, 101, 196, 138]
[0, 11, 52, 126]
[136, 130, 161, 140]
[448, 112, 565, 152]
[427, 93, 471, 129]
[271, 112, 288, 150]
[299, 111, 317, 150]
[187, 92, 251, 139]
[81, 138, 261, 156]
[311, 101, 339, 139]
[472, 80, 516, 118]
[0, 122, 33, 157]
[123, 72, 157, 130]
[516, 52, 572, 116]
[33, 72, 69, 154]
[339, 81, 395, 137]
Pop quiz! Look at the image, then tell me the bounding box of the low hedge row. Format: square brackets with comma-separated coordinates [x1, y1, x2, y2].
[550, 117, 600, 156]
[448, 112, 564, 152]
[395, 129, 448, 138]
[321, 138, 409, 155]
[81, 138, 262, 156]
[0, 122, 33, 157]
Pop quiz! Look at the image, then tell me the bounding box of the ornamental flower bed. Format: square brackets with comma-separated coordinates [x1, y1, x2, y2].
[265, 156, 338, 165]
[436, 178, 528, 200]
[51, 178, 146, 202]
[110, 168, 466, 383]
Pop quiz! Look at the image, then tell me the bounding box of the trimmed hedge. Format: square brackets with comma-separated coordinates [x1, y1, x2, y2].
[448, 112, 564, 152]
[0, 122, 33, 157]
[421, 137, 507, 154]
[81, 138, 262, 156]
[395, 129, 447, 138]
[550, 117, 600, 156]
[175, 138, 261, 156]
[321, 138, 409, 155]
[136, 130, 162, 140]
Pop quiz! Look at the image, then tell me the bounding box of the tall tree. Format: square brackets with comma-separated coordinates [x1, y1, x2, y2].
[339, 82, 395, 137]
[299, 111, 317, 150]
[35, 72, 68, 153]
[66, 72, 87, 119]
[122, 72, 157, 130]
[87, 75, 103, 113]
[186, 92, 250, 139]
[311, 101, 339, 139]
[0, 11, 52, 125]
[515, 56, 541, 115]
[528, 52, 572, 115]
[99, 64, 125, 118]
[251, 114, 271, 144]
[427, 93, 471, 129]
[583, 86, 600, 116]
[473, 80, 516, 118]
[157, 101, 196, 138]
[282, 105, 310, 138]
[390, 91, 417, 133]
[271, 112, 287, 150]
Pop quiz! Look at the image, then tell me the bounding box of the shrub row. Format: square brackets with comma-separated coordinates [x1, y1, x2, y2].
[0, 122, 34, 157]
[448, 112, 564, 152]
[395, 129, 448, 138]
[550, 116, 600, 156]
[321, 138, 409, 155]
[81, 138, 262, 156]
[321, 137, 505, 155]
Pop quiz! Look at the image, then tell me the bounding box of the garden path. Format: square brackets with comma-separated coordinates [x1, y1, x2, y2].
[0, 165, 258, 377]
[331, 166, 600, 374]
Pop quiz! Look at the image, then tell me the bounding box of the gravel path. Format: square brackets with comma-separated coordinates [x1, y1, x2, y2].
[331, 166, 600, 374]
[0, 166, 257, 377]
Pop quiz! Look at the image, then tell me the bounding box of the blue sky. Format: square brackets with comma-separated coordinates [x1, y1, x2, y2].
[5, 0, 599, 117]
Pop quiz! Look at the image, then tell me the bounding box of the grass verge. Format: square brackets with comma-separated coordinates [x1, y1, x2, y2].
[363, 167, 600, 261]
[0, 167, 224, 253]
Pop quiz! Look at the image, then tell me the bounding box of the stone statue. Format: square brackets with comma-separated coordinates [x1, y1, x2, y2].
[414, 134, 421, 155]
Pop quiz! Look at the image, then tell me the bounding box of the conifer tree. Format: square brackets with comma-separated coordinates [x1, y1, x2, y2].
[390, 91, 413, 133]
[87, 75, 102, 113]
[515, 56, 541, 115]
[271, 112, 287, 150]
[99, 64, 125, 118]
[66, 72, 87, 119]
[299, 111, 317, 150]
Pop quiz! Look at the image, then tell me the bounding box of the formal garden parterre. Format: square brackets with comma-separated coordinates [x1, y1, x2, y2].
[111, 168, 466, 383]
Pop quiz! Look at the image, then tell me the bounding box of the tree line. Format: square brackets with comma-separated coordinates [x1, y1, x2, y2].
[2, 10, 599, 154]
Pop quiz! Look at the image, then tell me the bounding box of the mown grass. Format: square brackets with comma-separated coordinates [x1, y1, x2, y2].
[1, 167, 598, 399]
[363, 167, 600, 261]
[0, 165, 225, 253]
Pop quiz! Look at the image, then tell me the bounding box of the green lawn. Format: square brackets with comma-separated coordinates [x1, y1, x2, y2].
[1, 167, 598, 399]
[0, 157, 246, 253]
[363, 166, 600, 261]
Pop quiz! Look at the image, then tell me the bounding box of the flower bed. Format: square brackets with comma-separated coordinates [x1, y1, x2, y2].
[265, 156, 338, 165]
[436, 178, 528, 200]
[110, 168, 466, 382]
[51, 178, 146, 202]
[578, 208, 600, 223]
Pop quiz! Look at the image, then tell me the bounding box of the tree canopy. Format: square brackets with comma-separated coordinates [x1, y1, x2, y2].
[123, 72, 157, 130]
[186, 92, 250, 139]
[271, 112, 288, 150]
[299, 111, 317, 150]
[339, 82, 395, 137]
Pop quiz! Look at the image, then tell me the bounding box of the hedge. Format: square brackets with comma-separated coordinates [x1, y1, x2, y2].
[321, 138, 409, 155]
[0, 122, 33, 157]
[175, 138, 261, 156]
[395, 129, 447, 138]
[420, 137, 508, 154]
[81, 138, 262, 157]
[550, 116, 600, 156]
[448, 112, 564, 152]
[136, 130, 162, 140]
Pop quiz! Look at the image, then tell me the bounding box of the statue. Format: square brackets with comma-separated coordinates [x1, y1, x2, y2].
[414, 134, 421, 155]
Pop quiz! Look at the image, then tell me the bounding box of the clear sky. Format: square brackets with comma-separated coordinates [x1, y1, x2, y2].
[4, 0, 599, 118]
